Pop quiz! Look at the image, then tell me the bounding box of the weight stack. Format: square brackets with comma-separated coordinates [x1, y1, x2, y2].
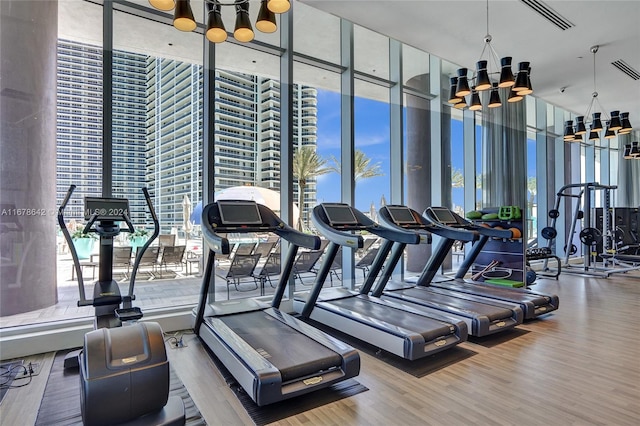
[80, 322, 169, 426]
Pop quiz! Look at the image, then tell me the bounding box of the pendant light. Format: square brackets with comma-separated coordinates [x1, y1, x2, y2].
[150, 0, 291, 44]
[448, 0, 531, 110]
[563, 46, 633, 143]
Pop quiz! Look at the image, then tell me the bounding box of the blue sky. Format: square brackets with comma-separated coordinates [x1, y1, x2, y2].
[313, 88, 537, 213]
[314, 89, 392, 212]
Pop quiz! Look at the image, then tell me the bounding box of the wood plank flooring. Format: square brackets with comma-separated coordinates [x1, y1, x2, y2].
[2, 272, 639, 425]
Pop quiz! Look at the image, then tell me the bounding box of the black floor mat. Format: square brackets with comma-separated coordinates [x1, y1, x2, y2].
[207, 347, 368, 426]
[36, 350, 206, 425]
[0, 360, 24, 405]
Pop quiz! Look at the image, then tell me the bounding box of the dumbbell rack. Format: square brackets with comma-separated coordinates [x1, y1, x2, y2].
[526, 247, 561, 279]
[470, 207, 525, 286]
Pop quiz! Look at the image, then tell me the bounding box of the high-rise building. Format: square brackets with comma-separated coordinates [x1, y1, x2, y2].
[56, 39, 318, 233]
[56, 39, 147, 225]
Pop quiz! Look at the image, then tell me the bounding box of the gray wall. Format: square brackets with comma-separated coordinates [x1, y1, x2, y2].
[1, 0, 58, 315]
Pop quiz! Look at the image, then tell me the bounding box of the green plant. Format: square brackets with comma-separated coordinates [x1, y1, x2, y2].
[128, 228, 150, 240]
[71, 229, 96, 240]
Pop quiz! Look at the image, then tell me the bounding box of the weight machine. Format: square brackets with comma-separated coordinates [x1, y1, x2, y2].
[542, 182, 640, 278]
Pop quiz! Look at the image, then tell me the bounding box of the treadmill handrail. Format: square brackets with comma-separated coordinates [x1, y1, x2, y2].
[422, 207, 481, 242]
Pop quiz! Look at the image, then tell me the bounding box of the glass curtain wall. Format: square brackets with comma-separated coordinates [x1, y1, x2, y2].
[293, 2, 341, 232]
[111, 5, 204, 309]
[353, 26, 391, 218]
[7, 0, 634, 329]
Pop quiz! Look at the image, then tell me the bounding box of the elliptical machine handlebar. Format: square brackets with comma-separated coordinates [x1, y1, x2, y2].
[58, 185, 159, 307]
[58, 185, 88, 303]
[128, 188, 160, 296]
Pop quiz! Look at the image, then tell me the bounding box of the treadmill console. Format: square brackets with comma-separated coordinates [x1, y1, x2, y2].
[425, 207, 460, 226]
[320, 203, 362, 230]
[218, 200, 263, 226]
[378, 205, 432, 244]
[386, 206, 419, 225]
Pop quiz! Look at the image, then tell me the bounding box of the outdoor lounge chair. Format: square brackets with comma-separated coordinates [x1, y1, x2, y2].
[292, 250, 324, 287]
[252, 241, 276, 259]
[133, 246, 161, 279]
[217, 253, 262, 298]
[355, 246, 381, 279]
[157, 245, 186, 277]
[252, 250, 281, 294]
[113, 246, 133, 279]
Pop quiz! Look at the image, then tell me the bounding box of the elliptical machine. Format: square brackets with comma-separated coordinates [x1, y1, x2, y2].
[59, 185, 184, 426]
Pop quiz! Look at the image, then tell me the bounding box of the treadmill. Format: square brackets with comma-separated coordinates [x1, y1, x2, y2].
[366, 205, 525, 337]
[193, 200, 360, 406]
[416, 206, 559, 319]
[294, 203, 468, 361]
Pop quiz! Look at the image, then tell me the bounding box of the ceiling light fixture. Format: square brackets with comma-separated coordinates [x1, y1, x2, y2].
[149, 0, 290, 43]
[448, 0, 532, 110]
[623, 142, 640, 160]
[564, 45, 633, 143]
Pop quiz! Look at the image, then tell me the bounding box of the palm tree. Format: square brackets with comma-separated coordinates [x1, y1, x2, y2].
[329, 149, 384, 181]
[292, 146, 333, 230]
[527, 176, 537, 236]
[451, 167, 464, 188]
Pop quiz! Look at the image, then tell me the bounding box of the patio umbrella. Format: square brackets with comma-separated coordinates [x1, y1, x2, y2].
[215, 186, 300, 225]
[182, 195, 193, 238]
[190, 201, 202, 225]
[191, 186, 300, 225]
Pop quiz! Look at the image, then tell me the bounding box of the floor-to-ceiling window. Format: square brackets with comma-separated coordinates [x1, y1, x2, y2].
[4, 0, 635, 334]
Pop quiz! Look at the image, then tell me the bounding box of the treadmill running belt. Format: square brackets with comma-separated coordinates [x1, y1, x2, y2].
[327, 296, 454, 341]
[396, 287, 513, 321]
[220, 311, 342, 382]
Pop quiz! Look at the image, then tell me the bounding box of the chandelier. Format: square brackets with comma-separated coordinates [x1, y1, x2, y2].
[448, 0, 532, 111]
[623, 142, 640, 160]
[148, 0, 290, 43]
[563, 45, 633, 143]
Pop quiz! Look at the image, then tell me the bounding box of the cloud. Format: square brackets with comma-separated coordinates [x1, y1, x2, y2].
[355, 131, 389, 147]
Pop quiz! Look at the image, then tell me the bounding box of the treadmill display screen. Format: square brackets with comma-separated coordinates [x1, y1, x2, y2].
[387, 206, 417, 225]
[84, 197, 130, 221]
[428, 207, 458, 225]
[322, 204, 358, 226]
[218, 201, 263, 225]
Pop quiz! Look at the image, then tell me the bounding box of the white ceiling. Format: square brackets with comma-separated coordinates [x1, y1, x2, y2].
[300, 0, 640, 129]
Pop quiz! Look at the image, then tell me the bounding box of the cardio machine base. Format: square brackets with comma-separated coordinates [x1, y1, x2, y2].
[80, 322, 185, 426]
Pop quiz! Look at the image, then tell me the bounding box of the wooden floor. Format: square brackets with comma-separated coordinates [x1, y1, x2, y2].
[2, 272, 640, 425]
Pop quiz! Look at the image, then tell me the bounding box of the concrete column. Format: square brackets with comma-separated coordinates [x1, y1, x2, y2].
[1, 0, 58, 315]
[405, 80, 432, 272]
[618, 132, 640, 206]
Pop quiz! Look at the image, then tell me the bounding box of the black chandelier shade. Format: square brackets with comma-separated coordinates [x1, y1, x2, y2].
[256, 0, 277, 33]
[448, 77, 462, 104]
[233, 1, 254, 42]
[499, 57, 515, 88]
[174, 0, 197, 32]
[455, 68, 471, 98]
[475, 61, 492, 91]
[206, 2, 226, 42]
